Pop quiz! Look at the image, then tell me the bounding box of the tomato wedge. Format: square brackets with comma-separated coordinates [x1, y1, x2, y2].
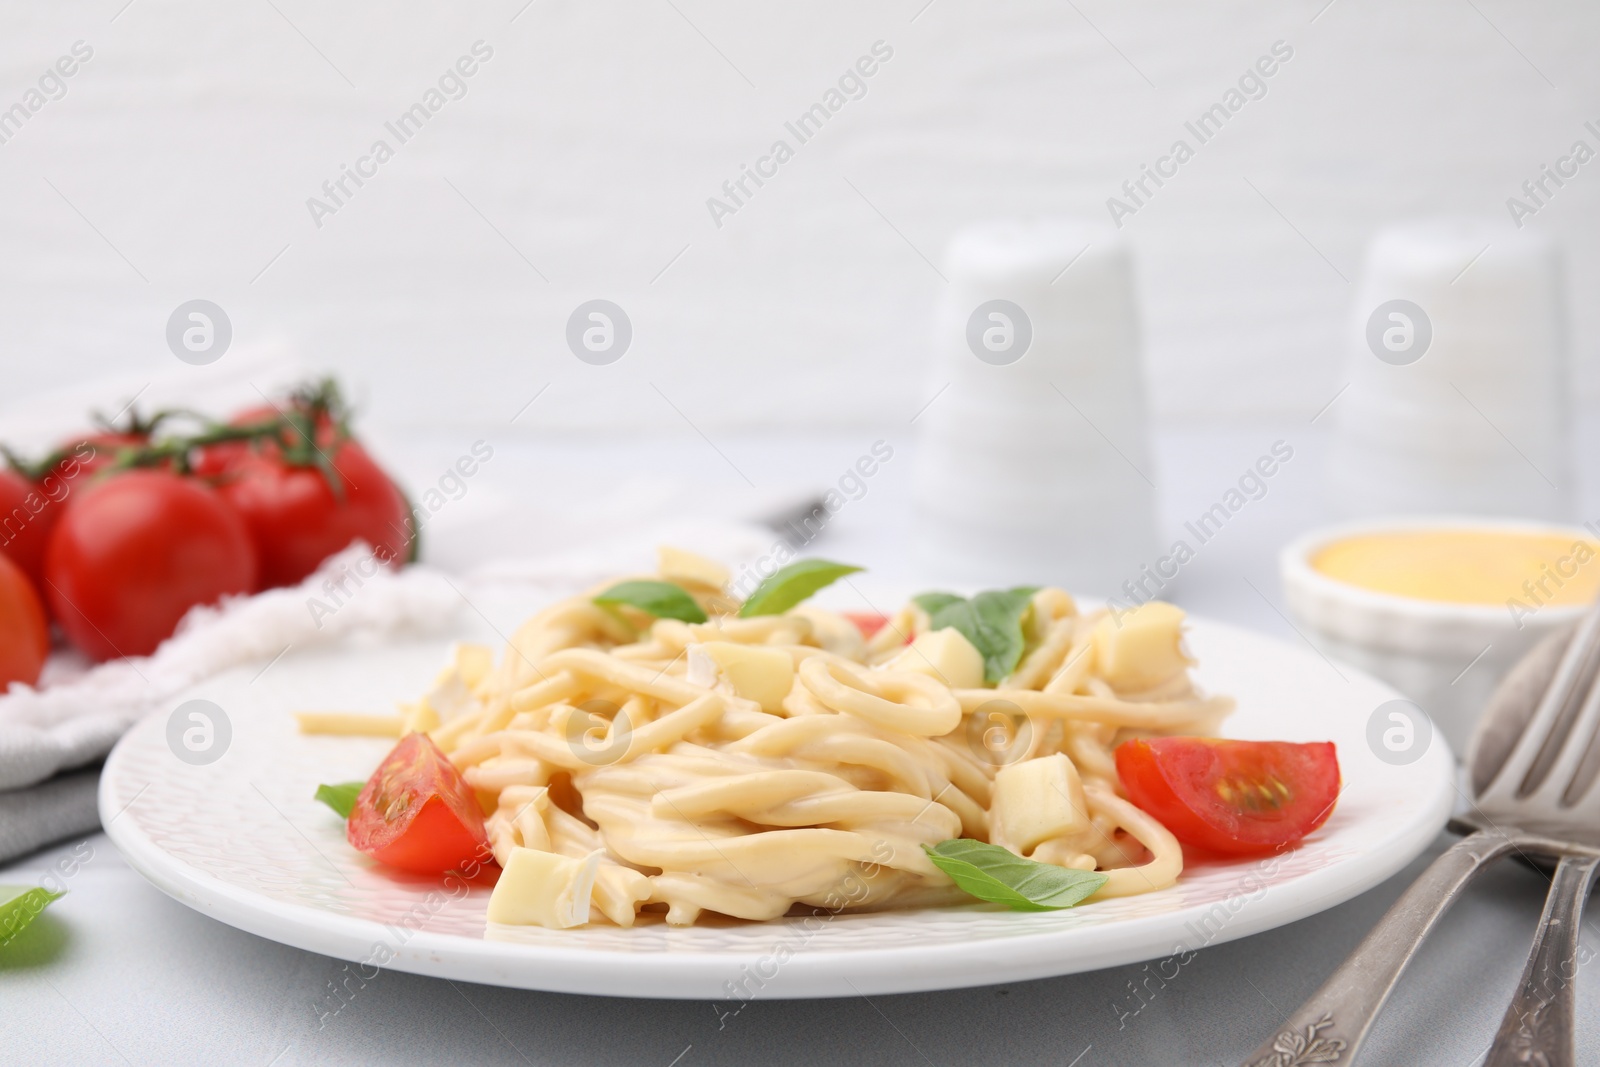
[1115, 738, 1339, 856]
[348, 733, 494, 875]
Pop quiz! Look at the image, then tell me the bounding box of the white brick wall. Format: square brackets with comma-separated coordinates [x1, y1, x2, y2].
[0, 0, 1593, 434]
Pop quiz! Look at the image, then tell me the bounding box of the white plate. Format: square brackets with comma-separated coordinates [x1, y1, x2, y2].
[100, 612, 1455, 999]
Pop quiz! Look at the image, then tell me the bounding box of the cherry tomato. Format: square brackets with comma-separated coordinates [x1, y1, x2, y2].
[208, 439, 414, 590]
[194, 403, 338, 468]
[187, 392, 414, 588]
[44, 471, 258, 661]
[55, 432, 146, 479]
[0, 467, 56, 589]
[1, 435, 158, 597]
[348, 732, 493, 875]
[843, 612, 890, 639]
[0, 436, 135, 593]
[0, 552, 48, 691]
[1115, 738, 1340, 856]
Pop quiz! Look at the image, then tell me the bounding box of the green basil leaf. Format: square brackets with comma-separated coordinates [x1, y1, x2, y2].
[314, 781, 365, 820]
[922, 840, 1107, 911]
[594, 580, 708, 623]
[0, 886, 65, 947]
[911, 592, 965, 616]
[915, 587, 1039, 685]
[738, 559, 863, 617]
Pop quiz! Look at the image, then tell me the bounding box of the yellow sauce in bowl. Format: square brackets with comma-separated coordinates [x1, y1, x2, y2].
[1311, 529, 1600, 607]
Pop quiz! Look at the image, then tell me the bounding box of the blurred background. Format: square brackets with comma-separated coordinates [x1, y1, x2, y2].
[1, 0, 1596, 605]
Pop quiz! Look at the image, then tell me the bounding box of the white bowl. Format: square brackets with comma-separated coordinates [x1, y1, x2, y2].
[1280, 515, 1591, 756]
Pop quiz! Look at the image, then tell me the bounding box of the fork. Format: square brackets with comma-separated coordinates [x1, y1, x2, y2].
[1240, 599, 1600, 1067]
[1473, 602, 1600, 1067]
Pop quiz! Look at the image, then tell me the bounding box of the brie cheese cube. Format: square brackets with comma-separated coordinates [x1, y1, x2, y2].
[992, 754, 1089, 854]
[657, 546, 730, 590]
[1092, 601, 1191, 692]
[453, 642, 495, 689]
[886, 627, 985, 690]
[686, 641, 795, 711]
[400, 699, 441, 734]
[426, 672, 479, 722]
[487, 847, 603, 929]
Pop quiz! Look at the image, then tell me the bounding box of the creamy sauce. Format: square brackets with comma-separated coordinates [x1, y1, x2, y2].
[1312, 530, 1600, 606]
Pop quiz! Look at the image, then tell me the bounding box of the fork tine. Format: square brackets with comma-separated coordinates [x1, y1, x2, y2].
[1561, 708, 1600, 812]
[1537, 666, 1600, 807]
[1481, 597, 1600, 807]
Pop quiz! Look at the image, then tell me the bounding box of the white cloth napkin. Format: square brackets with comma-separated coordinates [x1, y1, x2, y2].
[0, 545, 464, 793]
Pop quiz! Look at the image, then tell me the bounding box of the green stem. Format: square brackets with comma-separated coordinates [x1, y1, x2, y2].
[3, 378, 355, 494]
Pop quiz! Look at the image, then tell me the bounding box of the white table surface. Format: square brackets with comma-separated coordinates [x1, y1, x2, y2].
[3, 424, 1597, 1067]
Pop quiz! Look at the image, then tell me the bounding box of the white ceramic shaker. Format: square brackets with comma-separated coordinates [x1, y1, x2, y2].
[911, 219, 1160, 594]
[1327, 220, 1570, 520]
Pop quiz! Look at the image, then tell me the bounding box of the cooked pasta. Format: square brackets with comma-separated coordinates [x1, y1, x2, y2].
[411, 549, 1233, 928]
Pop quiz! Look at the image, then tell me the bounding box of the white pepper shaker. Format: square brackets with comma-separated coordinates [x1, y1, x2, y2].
[911, 219, 1160, 595]
[1327, 220, 1569, 520]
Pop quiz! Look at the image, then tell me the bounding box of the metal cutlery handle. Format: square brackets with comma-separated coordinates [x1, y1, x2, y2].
[1240, 829, 1518, 1066]
[1485, 853, 1600, 1067]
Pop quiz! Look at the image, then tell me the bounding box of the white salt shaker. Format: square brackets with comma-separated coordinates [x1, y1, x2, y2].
[911, 219, 1160, 594]
[1327, 220, 1570, 520]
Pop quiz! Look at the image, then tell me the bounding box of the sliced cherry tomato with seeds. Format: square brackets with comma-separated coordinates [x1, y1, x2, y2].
[348, 733, 495, 876]
[1114, 738, 1340, 856]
